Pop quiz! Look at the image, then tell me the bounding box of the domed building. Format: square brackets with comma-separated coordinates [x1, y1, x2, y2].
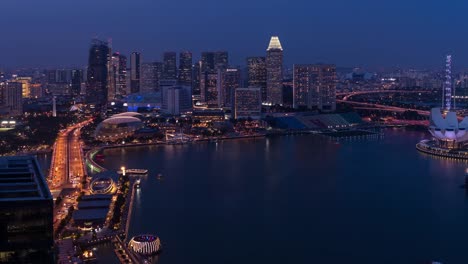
[128, 234, 161, 255]
[94, 114, 143, 142]
[429, 108, 468, 148]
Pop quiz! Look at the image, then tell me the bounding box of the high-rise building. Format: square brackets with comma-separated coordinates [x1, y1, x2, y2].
[141, 62, 163, 93]
[0, 156, 53, 263]
[192, 61, 201, 99]
[247, 57, 267, 102]
[71, 69, 83, 96]
[199, 51, 228, 104]
[178, 51, 192, 86]
[163, 52, 177, 80]
[109, 53, 127, 100]
[161, 85, 192, 115]
[293, 64, 336, 111]
[5, 82, 23, 116]
[234, 87, 262, 119]
[86, 39, 110, 106]
[130, 52, 141, 94]
[266, 36, 283, 105]
[12, 77, 32, 98]
[220, 67, 241, 108]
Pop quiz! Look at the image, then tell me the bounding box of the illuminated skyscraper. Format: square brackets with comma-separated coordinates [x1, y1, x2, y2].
[130, 52, 141, 94]
[220, 67, 241, 108]
[293, 64, 336, 111]
[266, 36, 283, 105]
[443, 55, 453, 111]
[141, 62, 163, 93]
[5, 82, 23, 116]
[86, 39, 110, 106]
[200, 51, 228, 104]
[71, 69, 83, 97]
[234, 87, 262, 119]
[163, 52, 177, 80]
[109, 53, 128, 100]
[247, 56, 267, 102]
[178, 51, 192, 86]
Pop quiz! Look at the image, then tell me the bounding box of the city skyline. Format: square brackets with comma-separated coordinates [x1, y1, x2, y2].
[1, 0, 468, 69]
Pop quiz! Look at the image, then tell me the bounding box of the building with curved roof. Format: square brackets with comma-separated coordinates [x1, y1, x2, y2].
[128, 234, 161, 255]
[429, 108, 468, 148]
[111, 112, 143, 120]
[94, 115, 143, 141]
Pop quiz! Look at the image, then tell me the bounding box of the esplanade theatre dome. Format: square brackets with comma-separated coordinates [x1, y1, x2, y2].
[94, 113, 143, 141]
[429, 108, 468, 143]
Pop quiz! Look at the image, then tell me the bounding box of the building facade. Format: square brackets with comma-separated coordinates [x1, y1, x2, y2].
[220, 67, 241, 108]
[234, 87, 262, 119]
[86, 39, 110, 106]
[199, 51, 228, 105]
[161, 85, 192, 115]
[266, 36, 283, 105]
[163, 52, 177, 80]
[5, 82, 23, 116]
[247, 56, 267, 103]
[293, 64, 336, 111]
[0, 156, 54, 263]
[141, 62, 163, 93]
[130, 52, 141, 94]
[178, 51, 192, 86]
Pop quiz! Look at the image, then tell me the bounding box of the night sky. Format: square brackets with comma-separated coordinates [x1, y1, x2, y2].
[1, 0, 468, 69]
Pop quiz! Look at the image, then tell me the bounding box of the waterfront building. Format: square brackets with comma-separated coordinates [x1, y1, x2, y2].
[428, 108, 468, 149]
[73, 194, 113, 228]
[0, 156, 54, 263]
[247, 56, 267, 102]
[94, 113, 144, 141]
[192, 109, 225, 127]
[178, 51, 192, 86]
[128, 235, 161, 255]
[234, 87, 262, 119]
[293, 64, 337, 111]
[141, 62, 163, 93]
[86, 39, 110, 106]
[161, 85, 192, 115]
[163, 52, 177, 80]
[130, 52, 141, 94]
[266, 36, 283, 105]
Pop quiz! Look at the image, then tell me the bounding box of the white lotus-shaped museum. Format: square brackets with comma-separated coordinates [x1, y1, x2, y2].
[429, 108, 468, 143]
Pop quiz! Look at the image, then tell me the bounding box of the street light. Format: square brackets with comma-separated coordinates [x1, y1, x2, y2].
[121, 166, 126, 176]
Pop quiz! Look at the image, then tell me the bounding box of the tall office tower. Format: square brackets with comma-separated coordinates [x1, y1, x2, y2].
[199, 51, 229, 103]
[220, 67, 241, 108]
[293, 64, 337, 111]
[161, 85, 192, 115]
[247, 57, 267, 102]
[178, 51, 192, 86]
[55, 69, 71, 83]
[141, 62, 163, 93]
[234, 87, 262, 119]
[86, 39, 110, 106]
[71, 69, 83, 96]
[116, 54, 127, 96]
[192, 61, 201, 99]
[0, 156, 54, 263]
[443, 55, 453, 111]
[5, 82, 23, 116]
[266, 36, 284, 105]
[163, 52, 177, 80]
[13, 77, 32, 98]
[130, 52, 141, 94]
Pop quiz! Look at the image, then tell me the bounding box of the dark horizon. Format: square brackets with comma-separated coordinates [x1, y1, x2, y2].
[1, 0, 468, 70]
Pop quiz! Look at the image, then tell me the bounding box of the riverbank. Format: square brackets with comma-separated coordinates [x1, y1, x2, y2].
[416, 139, 468, 160]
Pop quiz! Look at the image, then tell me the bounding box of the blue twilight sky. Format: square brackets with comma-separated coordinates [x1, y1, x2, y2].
[1, 0, 468, 70]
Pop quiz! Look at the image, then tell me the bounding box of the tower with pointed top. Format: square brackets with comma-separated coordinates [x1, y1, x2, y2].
[266, 36, 283, 105]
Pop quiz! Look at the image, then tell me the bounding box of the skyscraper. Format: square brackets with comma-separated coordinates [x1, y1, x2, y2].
[266, 36, 283, 105]
[199, 51, 228, 104]
[71, 69, 83, 97]
[130, 52, 141, 94]
[116, 53, 127, 97]
[161, 85, 192, 115]
[293, 64, 336, 111]
[163, 52, 177, 80]
[234, 87, 262, 119]
[4, 82, 23, 116]
[141, 62, 163, 93]
[220, 67, 241, 108]
[86, 39, 110, 106]
[247, 57, 267, 102]
[178, 51, 192, 86]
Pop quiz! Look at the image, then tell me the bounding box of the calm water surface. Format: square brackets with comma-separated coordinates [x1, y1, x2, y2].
[96, 129, 468, 264]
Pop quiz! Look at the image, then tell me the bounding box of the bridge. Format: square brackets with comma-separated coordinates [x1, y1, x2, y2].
[338, 89, 434, 101]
